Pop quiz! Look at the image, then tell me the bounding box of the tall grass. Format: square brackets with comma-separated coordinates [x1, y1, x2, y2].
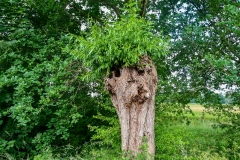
[154, 104, 226, 160]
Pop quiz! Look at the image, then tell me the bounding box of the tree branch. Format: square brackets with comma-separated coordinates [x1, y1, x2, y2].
[102, 0, 121, 18]
[71, 4, 103, 25]
[140, 0, 150, 17]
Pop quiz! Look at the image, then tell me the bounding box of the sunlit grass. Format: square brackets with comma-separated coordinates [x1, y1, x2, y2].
[187, 103, 219, 120]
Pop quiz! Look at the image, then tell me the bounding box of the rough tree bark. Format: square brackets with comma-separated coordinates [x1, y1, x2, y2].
[104, 55, 158, 156]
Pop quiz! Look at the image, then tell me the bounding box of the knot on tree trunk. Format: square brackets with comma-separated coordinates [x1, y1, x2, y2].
[125, 82, 150, 106]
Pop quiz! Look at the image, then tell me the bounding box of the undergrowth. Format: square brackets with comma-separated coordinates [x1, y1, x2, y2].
[2, 104, 232, 160]
[28, 104, 230, 160]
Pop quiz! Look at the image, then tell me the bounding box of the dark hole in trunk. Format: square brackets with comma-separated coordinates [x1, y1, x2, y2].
[109, 65, 121, 78]
[137, 70, 145, 75]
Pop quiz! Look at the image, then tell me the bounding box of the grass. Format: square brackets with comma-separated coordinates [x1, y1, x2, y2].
[187, 103, 218, 120]
[187, 104, 225, 151]
[155, 103, 227, 159]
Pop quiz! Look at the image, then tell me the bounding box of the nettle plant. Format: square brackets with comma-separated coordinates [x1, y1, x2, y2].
[71, 11, 168, 80]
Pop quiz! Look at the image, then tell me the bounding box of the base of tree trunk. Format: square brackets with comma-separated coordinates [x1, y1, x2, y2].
[105, 55, 158, 157]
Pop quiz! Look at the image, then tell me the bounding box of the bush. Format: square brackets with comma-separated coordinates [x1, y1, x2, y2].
[0, 21, 99, 159]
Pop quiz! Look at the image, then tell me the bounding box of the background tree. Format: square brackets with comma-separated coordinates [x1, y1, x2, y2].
[156, 0, 240, 158]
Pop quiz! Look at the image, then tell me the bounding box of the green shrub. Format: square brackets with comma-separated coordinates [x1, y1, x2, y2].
[0, 14, 99, 160]
[155, 124, 191, 159]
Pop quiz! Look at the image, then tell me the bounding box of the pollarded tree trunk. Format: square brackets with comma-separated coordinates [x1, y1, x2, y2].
[104, 55, 158, 156]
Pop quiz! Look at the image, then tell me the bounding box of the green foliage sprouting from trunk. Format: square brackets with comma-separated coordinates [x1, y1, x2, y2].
[70, 4, 169, 81]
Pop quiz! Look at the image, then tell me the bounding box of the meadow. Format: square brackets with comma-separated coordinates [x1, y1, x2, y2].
[153, 104, 227, 160]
